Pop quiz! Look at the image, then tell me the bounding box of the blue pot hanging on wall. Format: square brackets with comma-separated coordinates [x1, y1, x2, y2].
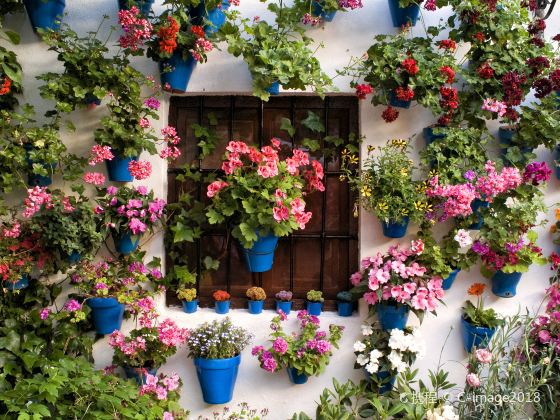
[276, 300, 292, 315]
[469, 199, 489, 229]
[106, 150, 138, 182]
[241, 232, 279, 272]
[388, 91, 411, 109]
[381, 217, 409, 239]
[190, 0, 230, 33]
[461, 316, 495, 352]
[194, 355, 241, 404]
[312, 1, 337, 21]
[182, 299, 198, 314]
[554, 147, 560, 180]
[387, 0, 419, 27]
[3, 275, 30, 291]
[25, 145, 55, 187]
[247, 300, 264, 314]
[159, 51, 197, 92]
[24, 0, 65, 32]
[215, 300, 231, 314]
[287, 367, 308, 384]
[86, 297, 125, 335]
[364, 369, 396, 394]
[67, 251, 81, 264]
[118, 0, 154, 15]
[265, 81, 280, 96]
[442, 268, 460, 290]
[123, 365, 158, 385]
[377, 302, 409, 331]
[491, 270, 522, 298]
[423, 126, 447, 146]
[112, 231, 142, 255]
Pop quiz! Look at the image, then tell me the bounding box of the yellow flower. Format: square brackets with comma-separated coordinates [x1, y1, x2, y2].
[401, 209, 409, 215]
[341, 149, 350, 160]
[400, 168, 409, 177]
[556, 208, 560, 221]
[428, 169, 438, 178]
[378, 201, 388, 211]
[348, 155, 359, 165]
[361, 186, 372, 197]
[339, 174, 346, 181]
[367, 145, 375, 154]
[391, 139, 407, 149]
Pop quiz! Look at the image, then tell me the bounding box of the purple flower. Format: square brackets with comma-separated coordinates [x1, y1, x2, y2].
[272, 337, 288, 355]
[144, 97, 160, 110]
[39, 308, 50, 320]
[464, 170, 476, 181]
[471, 240, 490, 256]
[107, 186, 118, 195]
[150, 268, 162, 279]
[276, 309, 287, 321]
[129, 218, 147, 235]
[136, 186, 148, 196]
[523, 161, 551, 185]
[251, 345, 264, 356]
[129, 262, 147, 274]
[538, 330, 552, 343]
[262, 357, 277, 372]
[315, 339, 331, 354]
[64, 299, 81, 312]
[127, 199, 143, 209]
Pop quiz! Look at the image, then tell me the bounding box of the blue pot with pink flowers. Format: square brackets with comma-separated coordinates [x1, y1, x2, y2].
[491, 270, 522, 298]
[377, 302, 409, 331]
[86, 297, 125, 335]
[118, 0, 154, 14]
[312, 1, 337, 21]
[106, 149, 138, 182]
[123, 365, 158, 385]
[387, 0, 419, 27]
[287, 367, 309, 384]
[241, 231, 279, 273]
[442, 268, 460, 290]
[159, 50, 197, 92]
[469, 199, 489, 229]
[276, 300, 292, 315]
[112, 230, 142, 255]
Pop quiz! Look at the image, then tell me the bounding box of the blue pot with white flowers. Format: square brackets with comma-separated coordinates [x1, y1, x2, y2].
[194, 354, 241, 404]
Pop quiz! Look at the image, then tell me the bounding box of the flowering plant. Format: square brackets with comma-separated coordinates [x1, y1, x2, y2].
[275, 290, 292, 302]
[96, 185, 166, 238]
[212, 290, 230, 301]
[0, 219, 36, 285]
[253, 310, 343, 376]
[176, 287, 196, 301]
[205, 139, 324, 248]
[185, 318, 252, 359]
[0, 38, 22, 110]
[292, 0, 363, 25]
[349, 239, 445, 320]
[353, 325, 425, 381]
[109, 318, 188, 369]
[439, 227, 478, 271]
[462, 283, 502, 329]
[306, 289, 323, 303]
[246, 286, 266, 301]
[342, 139, 428, 225]
[139, 373, 184, 414]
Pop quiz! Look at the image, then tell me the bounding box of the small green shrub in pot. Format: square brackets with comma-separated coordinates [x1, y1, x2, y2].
[176, 287, 197, 302]
[336, 291, 352, 303]
[306, 290, 324, 303]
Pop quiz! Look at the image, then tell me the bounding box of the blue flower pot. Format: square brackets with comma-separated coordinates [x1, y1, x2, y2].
[84, 93, 101, 108]
[469, 199, 489, 229]
[364, 369, 396, 394]
[248, 300, 264, 314]
[24, 0, 65, 32]
[555, 147, 560, 180]
[387, 0, 419, 27]
[112, 231, 141, 255]
[491, 270, 522, 298]
[312, 1, 337, 21]
[4, 275, 29, 290]
[205, 0, 230, 34]
[388, 91, 411, 109]
[194, 355, 241, 404]
[182, 299, 198, 313]
[86, 297, 125, 335]
[118, 0, 154, 14]
[423, 126, 446, 146]
[215, 300, 230, 314]
[498, 126, 515, 144]
[123, 365, 158, 385]
[381, 217, 409, 239]
[306, 301, 322, 316]
[67, 251, 81, 264]
[276, 300, 292, 315]
[241, 232, 279, 273]
[159, 51, 197, 92]
[461, 316, 495, 352]
[377, 302, 409, 331]
[25, 145, 55, 187]
[442, 268, 460, 291]
[265, 82, 280, 96]
[287, 367, 308, 384]
[337, 301, 353, 317]
[106, 150, 138, 182]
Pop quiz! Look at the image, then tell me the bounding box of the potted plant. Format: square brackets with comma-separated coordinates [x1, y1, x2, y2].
[354, 324, 425, 393]
[205, 140, 324, 272]
[306, 290, 323, 316]
[118, 0, 154, 15]
[462, 283, 503, 352]
[186, 318, 252, 404]
[336, 291, 354, 317]
[438, 228, 478, 290]
[246, 286, 266, 314]
[293, 0, 363, 24]
[177, 287, 197, 313]
[275, 290, 293, 314]
[95, 185, 166, 255]
[218, 2, 333, 100]
[387, 0, 421, 27]
[109, 318, 188, 385]
[213, 289, 231, 314]
[350, 239, 445, 330]
[253, 310, 343, 384]
[0, 39, 23, 111]
[188, 0, 233, 34]
[23, 0, 65, 32]
[71, 257, 158, 335]
[0, 219, 36, 290]
[342, 139, 427, 238]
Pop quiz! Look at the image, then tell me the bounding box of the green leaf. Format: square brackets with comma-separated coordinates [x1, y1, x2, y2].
[203, 256, 220, 271]
[4, 30, 21, 45]
[302, 111, 325, 133]
[280, 118, 295, 137]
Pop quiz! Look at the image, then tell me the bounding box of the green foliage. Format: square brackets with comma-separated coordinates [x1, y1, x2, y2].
[0, 0, 24, 20]
[336, 291, 353, 302]
[462, 299, 503, 329]
[292, 0, 343, 15]
[514, 95, 560, 151]
[306, 289, 324, 302]
[0, 39, 23, 110]
[176, 287, 197, 301]
[185, 318, 252, 359]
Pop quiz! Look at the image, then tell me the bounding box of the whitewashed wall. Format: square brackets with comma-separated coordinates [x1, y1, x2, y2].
[3, 1, 560, 418]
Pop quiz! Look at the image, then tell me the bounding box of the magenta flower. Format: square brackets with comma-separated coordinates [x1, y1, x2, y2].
[272, 337, 288, 355]
[144, 97, 160, 110]
[39, 308, 50, 320]
[129, 218, 147, 235]
[63, 299, 81, 312]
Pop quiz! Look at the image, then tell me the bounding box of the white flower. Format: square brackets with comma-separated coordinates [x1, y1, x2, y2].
[369, 349, 383, 363]
[504, 197, 518, 209]
[388, 329, 407, 351]
[361, 324, 373, 336]
[441, 405, 459, 420]
[543, 357, 550, 365]
[356, 354, 369, 366]
[454, 229, 473, 249]
[388, 350, 407, 373]
[365, 361, 379, 374]
[353, 340, 366, 352]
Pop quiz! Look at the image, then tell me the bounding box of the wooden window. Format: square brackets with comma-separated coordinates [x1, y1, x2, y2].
[167, 95, 359, 310]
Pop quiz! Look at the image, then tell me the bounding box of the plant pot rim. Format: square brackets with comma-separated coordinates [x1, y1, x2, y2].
[86, 296, 121, 307]
[461, 314, 495, 331]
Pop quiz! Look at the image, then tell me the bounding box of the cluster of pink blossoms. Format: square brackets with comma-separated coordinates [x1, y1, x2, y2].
[190, 38, 213, 62]
[140, 373, 181, 401]
[83, 172, 106, 186]
[301, 13, 322, 26]
[109, 330, 147, 355]
[338, 0, 363, 9]
[159, 126, 182, 160]
[118, 7, 153, 51]
[157, 318, 189, 347]
[481, 98, 507, 117]
[22, 187, 52, 218]
[206, 180, 229, 198]
[128, 160, 152, 180]
[351, 240, 445, 313]
[89, 145, 114, 166]
[426, 176, 478, 221]
[1, 221, 21, 238]
[272, 192, 312, 229]
[475, 161, 523, 202]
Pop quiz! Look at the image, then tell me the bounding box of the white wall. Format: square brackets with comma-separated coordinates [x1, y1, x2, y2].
[3, 0, 560, 418]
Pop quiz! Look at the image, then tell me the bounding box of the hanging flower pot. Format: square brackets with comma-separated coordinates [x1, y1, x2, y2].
[23, 0, 65, 32]
[312, 1, 337, 22]
[67, 251, 81, 264]
[159, 50, 197, 92]
[123, 365, 158, 385]
[381, 217, 409, 239]
[469, 199, 488, 230]
[491, 270, 522, 298]
[337, 301, 353, 317]
[117, 0, 154, 15]
[3, 275, 30, 291]
[442, 268, 460, 291]
[387, 0, 419, 27]
[112, 230, 142, 255]
[364, 369, 396, 394]
[25, 145, 55, 187]
[106, 150, 138, 182]
[215, 300, 231, 314]
[194, 354, 241, 404]
[241, 232, 279, 273]
[306, 301, 322, 316]
[423, 126, 447, 146]
[86, 297, 125, 335]
[182, 299, 198, 314]
[275, 300, 292, 315]
[555, 147, 560, 180]
[287, 367, 308, 384]
[388, 91, 411, 109]
[377, 301, 409, 331]
[84, 93, 101, 110]
[265, 81, 280, 96]
[205, 0, 230, 34]
[461, 316, 495, 352]
[247, 299, 264, 314]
